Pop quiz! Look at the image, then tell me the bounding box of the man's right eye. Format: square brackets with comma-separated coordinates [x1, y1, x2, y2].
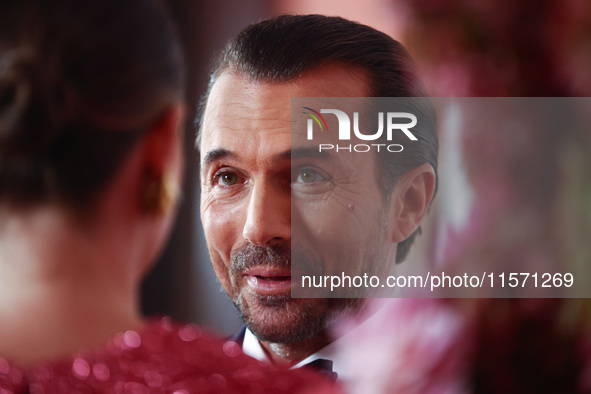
[212, 168, 245, 188]
[218, 173, 238, 186]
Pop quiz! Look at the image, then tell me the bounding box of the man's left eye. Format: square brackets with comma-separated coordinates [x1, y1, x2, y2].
[294, 168, 327, 184]
[298, 169, 318, 183]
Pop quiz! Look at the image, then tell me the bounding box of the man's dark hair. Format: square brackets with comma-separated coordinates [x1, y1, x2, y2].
[197, 14, 438, 263]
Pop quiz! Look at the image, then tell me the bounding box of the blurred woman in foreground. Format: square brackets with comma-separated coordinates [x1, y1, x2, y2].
[0, 0, 334, 392]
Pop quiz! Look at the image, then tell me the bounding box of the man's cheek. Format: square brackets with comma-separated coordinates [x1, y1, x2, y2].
[207, 218, 239, 260]
[210, 253, 234, 296]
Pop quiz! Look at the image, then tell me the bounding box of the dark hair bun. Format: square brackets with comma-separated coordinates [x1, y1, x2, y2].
[0, 50, 34, 154]
[0, 0, 184, 206]
[0, 48, 68, 160]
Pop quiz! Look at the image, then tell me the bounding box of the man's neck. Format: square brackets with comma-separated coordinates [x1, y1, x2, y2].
[258, 331, 331, 366]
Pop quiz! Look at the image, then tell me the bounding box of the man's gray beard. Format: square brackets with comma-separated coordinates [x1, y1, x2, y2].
[233, 295, 325, 344]
[233, 294, 359, 344]
[229, 243, 329, 344]
[228, 234, 381, 345]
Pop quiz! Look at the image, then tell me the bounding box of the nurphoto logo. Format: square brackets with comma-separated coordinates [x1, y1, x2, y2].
[303, 107, 418, 152]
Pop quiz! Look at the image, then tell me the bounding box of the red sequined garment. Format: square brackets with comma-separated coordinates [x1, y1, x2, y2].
[0, 317, 336, 393]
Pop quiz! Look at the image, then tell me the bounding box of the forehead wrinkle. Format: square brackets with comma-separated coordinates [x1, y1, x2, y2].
[207, 102, 291, 132]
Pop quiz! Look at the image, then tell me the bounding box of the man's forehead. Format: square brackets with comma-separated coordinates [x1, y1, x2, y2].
[204, 72, 289, 115]
[200, 65, 371, 160]
[206, 64, 370, 108]
[201, 74, 292, 138]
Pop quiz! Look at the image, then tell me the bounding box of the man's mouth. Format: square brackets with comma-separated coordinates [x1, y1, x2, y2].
[243, 267, 292, 295]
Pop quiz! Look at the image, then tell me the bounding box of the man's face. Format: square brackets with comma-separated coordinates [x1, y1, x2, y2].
[199, 66, 397, 344]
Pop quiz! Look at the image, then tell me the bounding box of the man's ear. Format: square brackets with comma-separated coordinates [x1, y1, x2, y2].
[388, 163, 436, 243]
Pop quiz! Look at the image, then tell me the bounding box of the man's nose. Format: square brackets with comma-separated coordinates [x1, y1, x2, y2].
[243, 182, 290, 247]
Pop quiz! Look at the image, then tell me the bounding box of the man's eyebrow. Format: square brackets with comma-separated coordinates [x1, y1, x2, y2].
[203, 147, 329, 166]
[202, 149, 237, 165]
[277, 147, 331, 160]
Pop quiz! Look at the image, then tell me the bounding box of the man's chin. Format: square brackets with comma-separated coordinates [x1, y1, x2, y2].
[235, 294, 330, 344]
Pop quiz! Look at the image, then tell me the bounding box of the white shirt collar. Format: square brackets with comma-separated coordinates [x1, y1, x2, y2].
[241, 327, 348, 381]
[242, 328, 270, 362]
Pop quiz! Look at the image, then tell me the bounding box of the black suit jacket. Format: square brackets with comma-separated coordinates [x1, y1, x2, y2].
[228, 326, 246, 346]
